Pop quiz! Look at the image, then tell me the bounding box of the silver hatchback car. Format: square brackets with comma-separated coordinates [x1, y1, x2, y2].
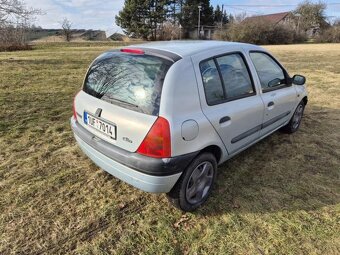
[71, 41, 307, 211]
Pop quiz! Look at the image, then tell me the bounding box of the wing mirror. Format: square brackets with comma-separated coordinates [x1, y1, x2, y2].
[268, 78, 282, 88]
[292, 75, 306, 85]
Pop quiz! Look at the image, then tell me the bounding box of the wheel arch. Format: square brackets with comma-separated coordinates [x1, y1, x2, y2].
[199, 145, 223, 164]
[302, 96, 308, 106]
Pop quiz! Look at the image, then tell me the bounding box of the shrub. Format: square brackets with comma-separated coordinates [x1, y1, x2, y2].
[0, 44, 32, 52]
[218, 19, 307, 45]
[159, 22, 181, 40]
[315, 26, 340, 43]
[0, 26, 32, 52]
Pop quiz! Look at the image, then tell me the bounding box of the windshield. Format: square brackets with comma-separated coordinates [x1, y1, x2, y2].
[83, 52, 173, 116]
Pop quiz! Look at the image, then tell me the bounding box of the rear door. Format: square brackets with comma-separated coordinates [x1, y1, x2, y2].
[74, 50, 173, 152]
[192, 49, 265, 155]
[248, 51, 298, 135]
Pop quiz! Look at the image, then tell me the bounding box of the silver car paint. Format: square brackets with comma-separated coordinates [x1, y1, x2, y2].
[72, 120, 181, 193]
[160, 43, 306, 163]
[190, 45, 264, 155]
[73, 41, 307, 192]
[75, 90, 157, 152]
[159, 56, 227, 160]
[243, 49, 300, 137]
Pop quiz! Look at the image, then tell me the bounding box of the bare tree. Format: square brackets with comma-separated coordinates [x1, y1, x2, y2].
[0, 0, 39, 22]
[61, 18, 72, 42]
[160, 21, 181, 40]
[0, 0, 40, 50]
[294, 0, 328, 33]
[333, 18, 340, 27]
[233, 12, 247, 24]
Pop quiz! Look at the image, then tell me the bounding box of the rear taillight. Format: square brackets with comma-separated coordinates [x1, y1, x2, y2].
[137, 117, 171, 158]
[73, 91, 80, 121]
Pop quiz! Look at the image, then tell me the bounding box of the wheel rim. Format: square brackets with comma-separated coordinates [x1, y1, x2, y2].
[292, 104, 304, 129]
[185, 161, 214, 205]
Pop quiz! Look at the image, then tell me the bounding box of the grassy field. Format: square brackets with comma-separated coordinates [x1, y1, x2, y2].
[0, 42, 339, 255]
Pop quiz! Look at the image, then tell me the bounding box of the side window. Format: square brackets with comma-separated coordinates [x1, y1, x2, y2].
[216, 54, 254, 99]
[250, 52, 286, 91]
[200, 59, 224, 105]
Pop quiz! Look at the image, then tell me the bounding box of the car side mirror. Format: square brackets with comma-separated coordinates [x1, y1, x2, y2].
[292, 75, 306, 85]
[268, 78, 281, 87]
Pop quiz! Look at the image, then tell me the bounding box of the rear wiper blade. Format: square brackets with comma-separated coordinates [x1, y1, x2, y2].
[102, 96, 139, 108]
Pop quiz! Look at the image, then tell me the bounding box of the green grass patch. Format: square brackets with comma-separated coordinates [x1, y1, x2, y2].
[0, 43, 339, 254]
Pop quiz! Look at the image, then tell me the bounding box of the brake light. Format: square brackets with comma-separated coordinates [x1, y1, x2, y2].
[137, 117, 171, 158]
[120, 48, 144, 54]
[73, 91, 80, 121]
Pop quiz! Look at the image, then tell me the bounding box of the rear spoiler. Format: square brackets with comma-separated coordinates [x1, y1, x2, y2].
[122, 47, 182, 63]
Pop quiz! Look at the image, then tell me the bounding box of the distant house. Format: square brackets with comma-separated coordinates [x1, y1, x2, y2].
[243, 12, 294, 26]
[243, 11, 329, 37]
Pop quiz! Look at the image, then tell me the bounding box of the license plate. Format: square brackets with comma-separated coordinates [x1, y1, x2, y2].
[84, 112, 116, 139]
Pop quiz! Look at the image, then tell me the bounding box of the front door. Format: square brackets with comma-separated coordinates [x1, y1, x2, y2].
[249, 51, 297, 135]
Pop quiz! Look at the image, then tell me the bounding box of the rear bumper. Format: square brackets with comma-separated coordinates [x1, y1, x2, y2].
[70, 117, 198, 193]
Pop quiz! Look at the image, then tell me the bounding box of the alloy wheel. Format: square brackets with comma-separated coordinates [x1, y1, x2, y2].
[185, 161, 214, 204]
[292, 104, 304, 129]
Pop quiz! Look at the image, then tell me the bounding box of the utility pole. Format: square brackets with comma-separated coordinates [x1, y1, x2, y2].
[179, 24, 182, 40]
[198, 5, 202, 39]
[220, 4, 224, 35]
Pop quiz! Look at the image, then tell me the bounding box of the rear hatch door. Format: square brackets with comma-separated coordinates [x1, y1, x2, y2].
[74, 50, 173, 152]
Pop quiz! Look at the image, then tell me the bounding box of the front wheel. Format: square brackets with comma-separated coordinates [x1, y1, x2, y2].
[281, 101, 305, 134]
[166, 153, 217, 212]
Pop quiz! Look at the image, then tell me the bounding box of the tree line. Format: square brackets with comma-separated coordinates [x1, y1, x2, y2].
[1, 0, 339, 51]
[116, 0, 339, 43]
[115, 0, 230, 40]
[220, 1, 340, 44]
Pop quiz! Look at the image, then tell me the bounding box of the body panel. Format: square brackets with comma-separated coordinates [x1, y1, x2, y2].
[197, 95, 265, 154]
[71, 118, 181, 193]
[259, 87, 298, 136]
[224, 117, 290, 159]
[74, 133, 181, 193]
[75, 90, 157, 152]
[71, 117, 198, 176]
[243, 48, 300, 136]
[191, 46, 265, 154]
[159, 57, 227, 161]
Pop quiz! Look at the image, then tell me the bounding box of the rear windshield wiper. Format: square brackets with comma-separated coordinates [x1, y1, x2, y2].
[101, 96, 139, 108]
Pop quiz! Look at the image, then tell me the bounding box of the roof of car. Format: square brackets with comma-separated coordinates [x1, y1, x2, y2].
[127, 40, 263, 58]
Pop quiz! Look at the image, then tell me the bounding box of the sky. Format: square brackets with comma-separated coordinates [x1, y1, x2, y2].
[25, 0, 340, 36]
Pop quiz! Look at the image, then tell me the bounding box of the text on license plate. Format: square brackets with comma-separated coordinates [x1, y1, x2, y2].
[84, 112, 116, 139]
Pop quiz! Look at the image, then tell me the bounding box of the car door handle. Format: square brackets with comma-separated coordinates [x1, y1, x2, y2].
[267, 101, 275, 107]
[219, 116, 231, 124]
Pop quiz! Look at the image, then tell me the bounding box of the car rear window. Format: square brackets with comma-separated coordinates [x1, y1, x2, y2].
[83, 51, 173, 116]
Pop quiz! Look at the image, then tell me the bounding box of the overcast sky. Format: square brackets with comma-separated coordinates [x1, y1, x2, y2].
[25, 0, 340, 36]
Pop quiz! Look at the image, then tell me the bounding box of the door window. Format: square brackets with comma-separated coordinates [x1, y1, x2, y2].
[200, 59, 225, 105]
[250, 52, 286, 92]
[216, 54, 254, 99]
[200, 53, 255, 105]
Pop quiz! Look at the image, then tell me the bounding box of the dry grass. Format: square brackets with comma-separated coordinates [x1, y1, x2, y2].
[0, 42, 339, 255]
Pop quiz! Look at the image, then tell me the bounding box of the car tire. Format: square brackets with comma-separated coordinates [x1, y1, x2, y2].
[281, 101, 305, 134]
[166, 152, 217, 212]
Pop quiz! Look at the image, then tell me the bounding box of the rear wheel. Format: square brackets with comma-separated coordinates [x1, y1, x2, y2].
[166, 153, 217, 212]
[281, 101, 305, 134]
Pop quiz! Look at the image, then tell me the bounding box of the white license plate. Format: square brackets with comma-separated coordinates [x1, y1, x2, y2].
[84, 112, 116, 139]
